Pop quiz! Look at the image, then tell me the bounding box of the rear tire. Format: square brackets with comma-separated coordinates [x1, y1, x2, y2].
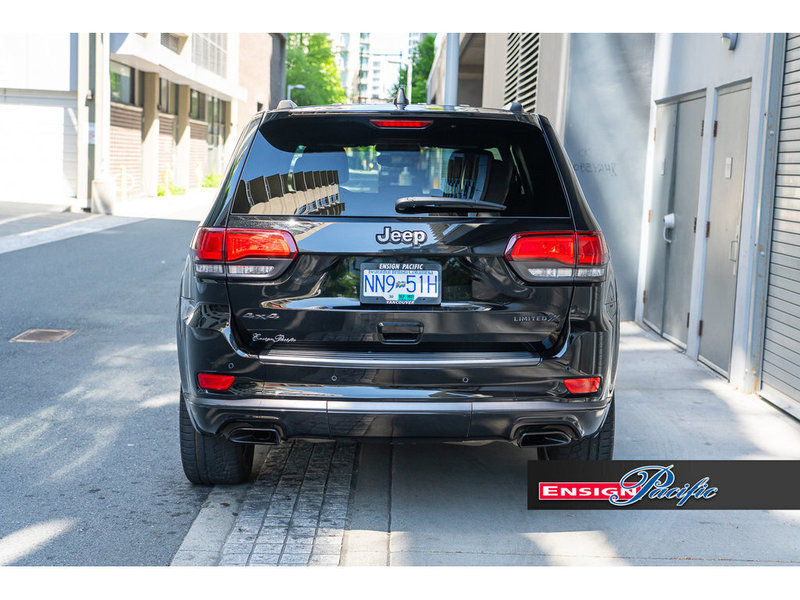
[179, 391, 254, 484]
[538, 397, 615, 460]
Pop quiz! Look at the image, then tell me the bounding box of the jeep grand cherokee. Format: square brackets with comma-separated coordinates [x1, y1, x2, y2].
[177, 98, 619, 484]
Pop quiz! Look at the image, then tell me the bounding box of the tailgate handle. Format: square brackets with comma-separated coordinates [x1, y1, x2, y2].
[378, 321, 423, 344]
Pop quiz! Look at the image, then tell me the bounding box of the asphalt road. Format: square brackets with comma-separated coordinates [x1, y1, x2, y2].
[0, 214, 210, 565]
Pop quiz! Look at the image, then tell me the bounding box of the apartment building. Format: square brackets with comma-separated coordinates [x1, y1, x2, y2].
[0, 32, 285, 210]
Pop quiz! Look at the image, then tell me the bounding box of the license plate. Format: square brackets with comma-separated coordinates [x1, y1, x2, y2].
[360, 262, 441, 305]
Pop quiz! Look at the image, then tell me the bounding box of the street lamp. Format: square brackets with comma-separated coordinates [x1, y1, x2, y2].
[287, 84, 305, 101]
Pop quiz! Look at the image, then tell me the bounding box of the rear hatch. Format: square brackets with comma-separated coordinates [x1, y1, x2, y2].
[193, 112, 606, 372]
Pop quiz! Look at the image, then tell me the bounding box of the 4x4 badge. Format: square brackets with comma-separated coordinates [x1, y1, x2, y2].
[376, 226, 427, 247]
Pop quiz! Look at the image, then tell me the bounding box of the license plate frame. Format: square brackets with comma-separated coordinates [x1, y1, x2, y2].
[360, 262, 442, 305]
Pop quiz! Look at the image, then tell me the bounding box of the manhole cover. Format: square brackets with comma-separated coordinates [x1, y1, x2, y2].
[10, 329, 76, 343]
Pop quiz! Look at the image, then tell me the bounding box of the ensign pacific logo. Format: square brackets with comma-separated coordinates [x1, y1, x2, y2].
[537, 465, 717, 507]
[528, 460, 800, 510]
[539, 482, 643, 501]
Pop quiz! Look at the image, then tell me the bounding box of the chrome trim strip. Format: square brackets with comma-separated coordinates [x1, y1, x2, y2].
[259, 350, 541, 368]
[327, 401, 471, 413]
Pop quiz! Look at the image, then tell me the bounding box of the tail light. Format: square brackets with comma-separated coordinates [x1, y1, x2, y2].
[197, 373, 235, 391]
[191, 227, 298, 279]
[564, 377, 601, 394]
[504, 231, 608, 282]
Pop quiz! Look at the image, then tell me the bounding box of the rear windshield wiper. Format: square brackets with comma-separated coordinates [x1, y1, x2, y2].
[395, 196, 507, 213]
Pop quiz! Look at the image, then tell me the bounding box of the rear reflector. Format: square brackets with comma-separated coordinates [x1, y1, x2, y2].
[564, 377, 601, 394]
[197, 373, 235, 391]
[370, 119, 433, 128]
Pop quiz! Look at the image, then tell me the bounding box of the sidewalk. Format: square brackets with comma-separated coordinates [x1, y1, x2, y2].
[172, 322, 800, 566]
[111, 187, 218, 222]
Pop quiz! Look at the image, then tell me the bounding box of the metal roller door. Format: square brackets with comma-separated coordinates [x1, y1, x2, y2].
[761, 33, 800, 403]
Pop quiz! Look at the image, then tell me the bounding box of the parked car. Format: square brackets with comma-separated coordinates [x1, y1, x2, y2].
[177, 95, 619, 484]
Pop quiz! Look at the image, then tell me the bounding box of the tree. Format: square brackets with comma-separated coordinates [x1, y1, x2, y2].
[286, 33, 347, 106]
[391, 34, 436, 104]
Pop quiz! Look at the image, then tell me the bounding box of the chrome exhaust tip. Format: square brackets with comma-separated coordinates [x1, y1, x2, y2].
[227, 427, 281, 445]
[517, 428, 574, 448]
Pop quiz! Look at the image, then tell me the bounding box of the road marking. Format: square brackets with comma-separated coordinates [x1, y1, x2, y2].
[0, 212, 47, 226]
[17, 214, 100, 236]
[0, 214, 142, 255]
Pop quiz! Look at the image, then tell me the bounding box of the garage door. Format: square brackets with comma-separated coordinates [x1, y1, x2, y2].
[761, 33, 800, 403]
[0, 90, 78, 203]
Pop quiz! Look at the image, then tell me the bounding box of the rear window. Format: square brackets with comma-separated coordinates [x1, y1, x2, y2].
[231, 114, 569, 218]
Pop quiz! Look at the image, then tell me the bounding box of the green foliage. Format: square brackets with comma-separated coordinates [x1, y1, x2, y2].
[157, 183, 186, 196]
[391, 34, 436, 104]
[202, 173, 223, 188]
[286, 33, 347, 106]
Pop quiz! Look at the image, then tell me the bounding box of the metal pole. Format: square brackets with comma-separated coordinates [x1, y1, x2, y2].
[444, 33, 459, 106]
[407, 56, 413, 102]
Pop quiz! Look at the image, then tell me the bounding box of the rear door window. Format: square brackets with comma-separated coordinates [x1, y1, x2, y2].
[231, 115, 569, 218]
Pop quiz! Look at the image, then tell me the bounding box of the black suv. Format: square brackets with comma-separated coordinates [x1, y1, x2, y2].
[177, 98, 619, 484]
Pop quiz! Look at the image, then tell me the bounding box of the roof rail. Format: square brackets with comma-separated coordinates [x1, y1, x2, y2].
[276, 99, 297, 110]
[505, 101, 524, 113]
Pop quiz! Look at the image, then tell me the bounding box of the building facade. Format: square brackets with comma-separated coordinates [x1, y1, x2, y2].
[0, 32, 286, 211]
[333, 33, 417, 104]
[427, 32, 800, 415]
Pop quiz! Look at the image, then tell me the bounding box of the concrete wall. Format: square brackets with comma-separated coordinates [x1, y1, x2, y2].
[269, 34, 286, 109]
[639, 33, 774, 389]
[0, 33, 76, 91]
[238, 34, 273, 129]
[563, 33, 655, 321]
[481, 34, 506, 108]
[535, 33, 569, 137]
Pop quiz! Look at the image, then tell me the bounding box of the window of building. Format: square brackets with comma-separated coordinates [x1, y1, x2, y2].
[161, 33, 183, 53]
[360, 33, 369, 41]
[190, 89, 206, 119]
[110, 61, 135, 105]
[192, 33, 228, 78]
[159, 78, 178, 114]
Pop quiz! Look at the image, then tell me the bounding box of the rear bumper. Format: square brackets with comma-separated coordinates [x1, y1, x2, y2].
[184, 390, 611, 443]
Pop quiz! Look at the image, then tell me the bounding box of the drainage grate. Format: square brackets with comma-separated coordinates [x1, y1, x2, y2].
[10, 329, 76, 343]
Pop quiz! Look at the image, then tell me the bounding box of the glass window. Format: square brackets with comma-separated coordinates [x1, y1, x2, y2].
[159, 79, 178, 114]
[191, 33, 228, 77]
[190, 89, 206, 119]
[110, 61, 134, 104]
[161, 33, 182, 53]
[230, 115, 569, 218]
